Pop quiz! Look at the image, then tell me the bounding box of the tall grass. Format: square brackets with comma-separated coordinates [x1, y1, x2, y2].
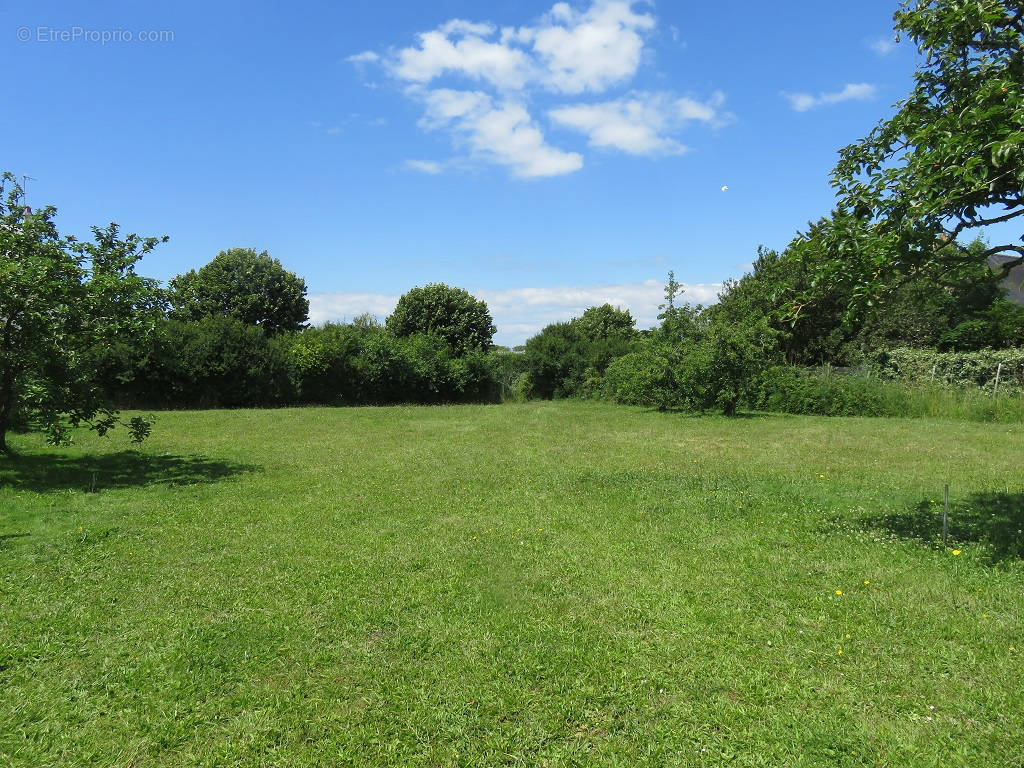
[895, 381, 1024, 421]
[752, 366, 1024, 422]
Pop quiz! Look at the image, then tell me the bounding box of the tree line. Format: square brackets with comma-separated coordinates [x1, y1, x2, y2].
[2, 0, 1021, 449]
[0, 204, 504, 452]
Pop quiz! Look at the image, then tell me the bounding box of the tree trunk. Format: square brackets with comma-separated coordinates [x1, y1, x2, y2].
[0, 403, 9, 454]
[0, 368, 15, 455]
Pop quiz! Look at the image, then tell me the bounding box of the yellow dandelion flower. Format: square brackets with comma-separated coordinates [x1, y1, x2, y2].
[863, 580, 870, 585]
[837, 648, 843, 655]
[952, 549, 961, 556]
[835, 589, 843, 596]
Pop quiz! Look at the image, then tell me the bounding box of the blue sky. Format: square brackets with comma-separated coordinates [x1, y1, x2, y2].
[5, 0, 925, 344]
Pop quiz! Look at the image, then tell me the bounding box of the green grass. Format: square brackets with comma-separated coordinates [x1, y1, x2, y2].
[1, 402, 1022, 767]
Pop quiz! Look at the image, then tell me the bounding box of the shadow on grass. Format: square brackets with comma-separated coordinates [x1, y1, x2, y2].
[0, 533, 31, 549]
[639, 407, 773, 419]
[863, 492, 1024, 564]
[0, 451, 259, 494]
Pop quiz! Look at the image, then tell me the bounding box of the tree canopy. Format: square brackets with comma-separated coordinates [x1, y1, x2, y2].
[801, 0, 1023, 320]
[0, 173, 165, 452]
[169, 248, 309, 335]
[385, 283, 495, 355]
[573, 304, 636, 341]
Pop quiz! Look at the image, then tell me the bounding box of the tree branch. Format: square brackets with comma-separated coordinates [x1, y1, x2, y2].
[980, 245, 1024, 278]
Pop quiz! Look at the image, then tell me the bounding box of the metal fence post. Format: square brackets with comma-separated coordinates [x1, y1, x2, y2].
[942, 484, 949, 547]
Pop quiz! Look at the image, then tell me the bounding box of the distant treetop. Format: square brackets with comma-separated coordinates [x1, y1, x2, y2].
[169, 247, 309, 335]
[385, 283, 495, 354]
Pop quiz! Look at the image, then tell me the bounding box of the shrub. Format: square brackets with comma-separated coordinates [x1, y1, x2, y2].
[522, 307, 638, 399]
[346, 331, 498, 405]
[752, 367, 893, 416]
[488, 350, 530, 401]
[283, 323, 365, 404]
[510, 371, 534, 403]
[656, 318, 776, 416]
[142, 318, 295, 408]
[602, 349, 675, 409]
[522, 322, 582, 399]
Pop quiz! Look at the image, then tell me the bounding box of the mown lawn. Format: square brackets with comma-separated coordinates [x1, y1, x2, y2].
[1, 402, 1022, 767]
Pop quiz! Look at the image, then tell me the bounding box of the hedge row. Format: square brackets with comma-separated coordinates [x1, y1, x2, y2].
[869, 347, 1024, 392]
[97, 318, 502, 409]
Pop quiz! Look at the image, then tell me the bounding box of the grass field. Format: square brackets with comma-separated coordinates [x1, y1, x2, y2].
[2, 402, 1023, 767]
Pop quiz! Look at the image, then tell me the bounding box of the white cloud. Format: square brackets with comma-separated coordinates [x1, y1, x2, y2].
[478, 280, 720, 326]
[869, 37, 895, 56]
[439, 19, 496, 37]
[420, 88, 582, 178]
[354, 1, 728, 178]
[391, 1, 654, 94]
[393, 22, 534, 90]
[308, 292, 399, 325]
[782, 83, 876, 112]
[405, 159, 444, 174]
[516, 0, 656, 94]
[418, 88, 491, 125]
[347, 51, 380, 63]
[468, 102, 583, 177]
[310, 279, 723, 345]
[549, 91, 728, 155]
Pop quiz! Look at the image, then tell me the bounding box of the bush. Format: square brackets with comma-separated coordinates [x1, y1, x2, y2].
[752, 367, 894, 416]
[687, 319, 774, 416]
[598, 318, 774, 415]
[95, 314, 504, 409]
[488, 350, 530, 401]
[136, 318, 296, 408]
[283, 323, 365, 404]
[522, 322, 582, 398]
[291, 329, 498, 406]
[602, 349, 674, 409]
[523, 306, 638, 399]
